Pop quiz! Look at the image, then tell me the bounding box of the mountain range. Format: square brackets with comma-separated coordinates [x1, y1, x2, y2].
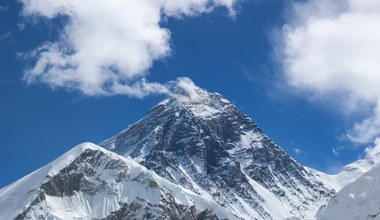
[1, 78, 379, 220]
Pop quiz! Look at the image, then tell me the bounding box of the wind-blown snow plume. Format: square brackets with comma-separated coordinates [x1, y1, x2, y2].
[278, 0, 380, 144]
[364, 138, 380, 159]
[20, 0, 238, 97]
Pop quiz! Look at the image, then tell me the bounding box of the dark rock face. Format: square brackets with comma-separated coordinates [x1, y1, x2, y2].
[39, 150, 120, 197]
[15, 192, 46, 220]
[101, 90, 334, 219]
[105, 199, 221, 220]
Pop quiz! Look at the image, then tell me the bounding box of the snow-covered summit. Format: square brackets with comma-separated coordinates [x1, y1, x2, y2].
[0, 142, 234, 220]
[156, 77, 232, 119]
[0, 142, 101, 201]
[101, 82, 335, 219]
[169, 77, 211, 104]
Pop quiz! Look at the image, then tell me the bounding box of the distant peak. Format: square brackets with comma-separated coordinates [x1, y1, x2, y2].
[168, 77, 210, 104]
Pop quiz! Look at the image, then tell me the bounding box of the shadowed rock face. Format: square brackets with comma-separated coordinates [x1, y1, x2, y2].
[101, 89, 334, 219]
[15, 193, 46, 220]
[105, 200, 220, 220]
[39, 150, 113, 197]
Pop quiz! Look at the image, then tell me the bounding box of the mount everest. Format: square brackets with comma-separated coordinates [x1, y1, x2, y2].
[1, 79, 379, 220]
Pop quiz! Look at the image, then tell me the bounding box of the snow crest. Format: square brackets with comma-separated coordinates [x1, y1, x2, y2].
[0, 143, 235, 220]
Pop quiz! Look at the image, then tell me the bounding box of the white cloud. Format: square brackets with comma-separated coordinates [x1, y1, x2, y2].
[332, 147, 340, 156]
[20, 0, 238, 97]
[0, 31, 12, 41]
[294, 148, 301, 155]
[17, 23, 26, 31]
[0, 5, 8, 12]
[364, 138, 380, 158]
[292, 147, 308, 160]
[168, 77, 210, 103]
[278, 0, 380, 144]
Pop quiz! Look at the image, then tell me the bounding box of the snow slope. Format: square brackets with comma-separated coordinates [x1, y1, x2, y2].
[312, 143, 380, 220]
[316, 164, 380, 220]
[0, 142, 235, 220]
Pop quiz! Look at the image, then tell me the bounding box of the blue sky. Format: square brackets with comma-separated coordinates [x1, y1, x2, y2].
[1, 0, 380, 188]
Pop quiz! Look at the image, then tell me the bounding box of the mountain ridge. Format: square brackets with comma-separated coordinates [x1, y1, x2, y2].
[2, 78, 377, 219]
[0, 142, 235, 220]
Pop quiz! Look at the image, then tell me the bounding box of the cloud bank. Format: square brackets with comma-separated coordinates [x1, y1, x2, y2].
[20, 0, 238, 97]
[279, 0, 380, 144]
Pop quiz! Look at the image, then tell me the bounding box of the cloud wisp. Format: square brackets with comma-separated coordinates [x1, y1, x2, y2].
[0, 31, 13, 41]
[277, 0, 380, 144]
[20, 0, 238, 98]
[0, 3, 8, 12]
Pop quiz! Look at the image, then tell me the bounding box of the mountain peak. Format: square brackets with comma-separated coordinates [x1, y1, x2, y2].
[168, 77, 211, 104]
[144, 77, 231, 119]
[100, 81, 334, 219]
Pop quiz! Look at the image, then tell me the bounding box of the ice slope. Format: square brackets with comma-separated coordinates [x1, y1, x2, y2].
[101, 79, 335, 220]
[316, 164, 380, 220]
[0, 142, 235, 220]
